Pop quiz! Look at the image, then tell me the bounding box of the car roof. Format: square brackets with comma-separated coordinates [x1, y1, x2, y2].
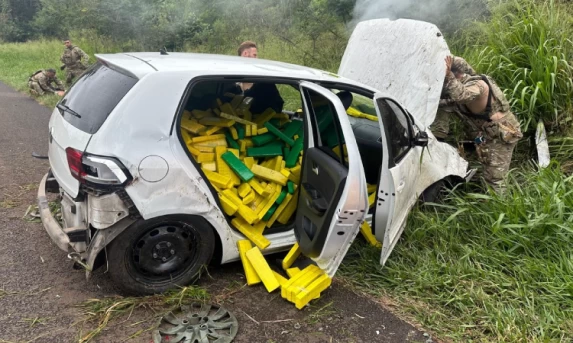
[95, 52, 376, 91]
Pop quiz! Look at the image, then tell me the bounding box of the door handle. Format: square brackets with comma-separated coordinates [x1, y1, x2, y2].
[312, 162, 319, 175]
[302, 183, 328, 215]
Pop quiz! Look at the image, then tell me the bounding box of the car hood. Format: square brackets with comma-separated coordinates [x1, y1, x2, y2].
[338, 19, 449, 129]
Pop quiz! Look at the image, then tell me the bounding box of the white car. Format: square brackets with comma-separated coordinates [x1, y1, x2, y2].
[38, 19, 470, 295]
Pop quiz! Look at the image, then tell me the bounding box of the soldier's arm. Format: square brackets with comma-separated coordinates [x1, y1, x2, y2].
[444, 73, 486, 104]
[78, 48, 90, 63]
[38, 76, 57, 94]
[54, 77, 65, 90]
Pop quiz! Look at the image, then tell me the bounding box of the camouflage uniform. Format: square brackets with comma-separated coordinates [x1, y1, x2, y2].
[60, 45, 89, 84]
[28, 70, 65, 96]
[444, 72, 523, 191]
[431, 56, 476, 139]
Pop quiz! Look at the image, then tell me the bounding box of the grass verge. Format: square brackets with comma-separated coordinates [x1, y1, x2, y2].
[452, 0, 573, 133]
[76, 286, 209, 343]
[339, 162, 573, 342]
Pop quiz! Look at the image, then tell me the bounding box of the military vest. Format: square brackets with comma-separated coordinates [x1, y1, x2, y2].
[62, 47, 81, 66]
[29, 70, 44, 81]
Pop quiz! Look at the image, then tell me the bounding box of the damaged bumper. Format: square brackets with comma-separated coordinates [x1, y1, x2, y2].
[38, 172, 136, 275]
[38, 173, 70, 252]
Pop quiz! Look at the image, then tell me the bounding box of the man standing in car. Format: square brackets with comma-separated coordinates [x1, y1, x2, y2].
[238, 41, 258, 59]
[442, 55, 522, 191]
[233, 41, 284, 114]
[28, 69, 65, 97]
[60, 39, 90, 85]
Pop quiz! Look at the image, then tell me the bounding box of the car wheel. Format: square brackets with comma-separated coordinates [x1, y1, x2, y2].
[107, 215, 215, 295]
[420, 180, 446, 203]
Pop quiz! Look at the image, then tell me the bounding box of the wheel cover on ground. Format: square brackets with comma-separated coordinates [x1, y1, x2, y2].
[152, 303, 238, 343]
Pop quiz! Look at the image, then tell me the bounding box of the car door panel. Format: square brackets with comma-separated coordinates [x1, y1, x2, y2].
[296, 148, 347, 258]
[373, 95, 421, 266]
[295, 81, 368, 277]
[370, 95, 396, 251]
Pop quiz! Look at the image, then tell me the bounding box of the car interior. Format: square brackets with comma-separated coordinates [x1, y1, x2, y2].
[177, 79, 386, 237]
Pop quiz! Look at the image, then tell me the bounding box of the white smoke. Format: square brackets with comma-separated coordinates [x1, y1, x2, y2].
[351, 0, 451, 27]
[349, 0, 484, 34]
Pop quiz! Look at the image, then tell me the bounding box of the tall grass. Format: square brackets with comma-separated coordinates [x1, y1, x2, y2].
[453, 0, 573, 133]
[0, 33, 343, 109]
[0, 36, 123, 108]
[340, 162, 573, 342]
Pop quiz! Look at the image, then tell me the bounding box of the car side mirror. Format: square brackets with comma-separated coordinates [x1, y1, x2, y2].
[413, 131, 429, 147]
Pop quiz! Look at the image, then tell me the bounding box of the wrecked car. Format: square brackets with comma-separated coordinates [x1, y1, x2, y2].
[38, 19, 470, 295]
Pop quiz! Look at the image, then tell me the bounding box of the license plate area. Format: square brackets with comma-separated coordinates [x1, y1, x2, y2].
[61, 192, 87, 230]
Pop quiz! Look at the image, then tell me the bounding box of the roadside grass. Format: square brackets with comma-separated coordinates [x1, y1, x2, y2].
[0, 286, 51, 300]
[76, 286, 209, 343]
[0, 34, 340, 112]
[0, 39, 73, 109]
[452, 0, 573, 133]
[339, 162, 573, 342]
[20, 317, 49, 328]
[548, 137, 573, 173]
[306, 301, 336, 325]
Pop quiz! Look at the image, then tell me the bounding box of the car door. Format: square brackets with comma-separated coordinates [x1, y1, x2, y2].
[373, 95, 424, 266]
[294, 81, 369, 277]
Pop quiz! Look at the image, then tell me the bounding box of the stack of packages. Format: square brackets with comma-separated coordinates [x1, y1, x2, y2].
[360, 183, 383, 248]
[181, 96, 381, 309]
[180, 95, 303, 242]
[180, 94, 331, 309]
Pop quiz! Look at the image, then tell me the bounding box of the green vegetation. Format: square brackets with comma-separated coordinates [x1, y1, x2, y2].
[340, 162, 573, 342]
[0, 39, 88, 108]
[77, 286, 208, 343]
[451, 0, 573, 133]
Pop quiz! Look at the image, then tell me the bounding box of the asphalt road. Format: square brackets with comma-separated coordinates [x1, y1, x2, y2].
[0, 82, 429, 343]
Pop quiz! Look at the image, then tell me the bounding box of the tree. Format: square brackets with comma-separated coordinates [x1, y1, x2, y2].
[0, 0, 41, 41]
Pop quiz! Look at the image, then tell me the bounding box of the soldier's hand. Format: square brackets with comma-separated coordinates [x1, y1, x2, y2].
[445, 56, 453, 76]
[56, 90, 65, 97]
[60, 65, 65, 71]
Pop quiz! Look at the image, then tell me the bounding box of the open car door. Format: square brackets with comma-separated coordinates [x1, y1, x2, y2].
[294, 81, 369, 277]
[372, 94, 429, 265]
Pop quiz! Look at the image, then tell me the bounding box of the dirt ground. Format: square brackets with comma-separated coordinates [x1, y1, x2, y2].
[0, 82, 430, 343]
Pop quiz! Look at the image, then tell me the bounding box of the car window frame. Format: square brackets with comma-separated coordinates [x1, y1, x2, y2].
[376, 97, 414, 166]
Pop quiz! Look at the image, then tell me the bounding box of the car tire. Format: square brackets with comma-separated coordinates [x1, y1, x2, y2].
[420, 180, 446, 203]
[107, 215, 215, 295]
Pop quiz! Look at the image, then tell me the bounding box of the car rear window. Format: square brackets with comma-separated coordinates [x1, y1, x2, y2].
[58, 62, 138, 134]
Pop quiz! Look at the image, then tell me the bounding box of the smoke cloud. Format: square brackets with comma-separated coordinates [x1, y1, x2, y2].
[350, 0, 489, 35]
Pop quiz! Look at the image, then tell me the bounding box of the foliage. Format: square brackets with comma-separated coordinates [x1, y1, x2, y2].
[451, 0, 573, 133]
[0, 0, 40, 42]
[340, 162, 573, 342]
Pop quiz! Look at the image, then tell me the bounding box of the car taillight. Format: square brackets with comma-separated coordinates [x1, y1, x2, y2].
[66, 147, 86, 183]
[65, 148, 130, 186]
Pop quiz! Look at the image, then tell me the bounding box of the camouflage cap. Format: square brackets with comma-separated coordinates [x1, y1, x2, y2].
[450, 56, 476, 75]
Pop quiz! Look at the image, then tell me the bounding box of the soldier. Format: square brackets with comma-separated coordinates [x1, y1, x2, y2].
[28, 69, 65, 97]
[431, 55, 476, 140]
[60, 39, 89, 85]
[442, 55, 523, 191]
